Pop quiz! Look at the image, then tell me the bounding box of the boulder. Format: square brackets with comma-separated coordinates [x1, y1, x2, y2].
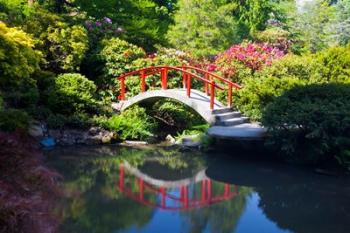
[28, 120, 44, 137]
[165, 134, 176, 144]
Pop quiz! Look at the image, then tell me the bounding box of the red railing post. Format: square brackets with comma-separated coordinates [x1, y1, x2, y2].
[119, 164, 124, 191]
[201, 180, 206, 203]
[228, 83, 233, 107]
[186, 73, 191, 97]
[182, 66, 187, 88]
[120, 77, 126, 100]
[224, 184, 230, 198]
[161, 68, 168, 90]
[204, 73, 210, 95]
[140, 70, 146, 92]
[210, 81, 215, 111]
[160, 187, 166, 208]
[184, 186, 189, 208]
[139, 178, 144, 201]
[207, 180, 212, 202]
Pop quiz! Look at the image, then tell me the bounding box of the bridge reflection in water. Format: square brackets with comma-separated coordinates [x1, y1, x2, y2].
[117, 162, 238, 211]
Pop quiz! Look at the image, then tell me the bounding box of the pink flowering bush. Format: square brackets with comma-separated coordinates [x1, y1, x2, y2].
[214, 42, 285, 84]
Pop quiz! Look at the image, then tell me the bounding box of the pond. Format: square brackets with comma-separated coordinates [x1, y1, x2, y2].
[46, 145, 350, 233]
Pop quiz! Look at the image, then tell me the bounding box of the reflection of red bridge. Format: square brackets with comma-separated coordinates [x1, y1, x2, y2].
[117, 163, 238, 211]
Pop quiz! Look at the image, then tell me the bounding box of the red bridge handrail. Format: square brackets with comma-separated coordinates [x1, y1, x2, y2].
[177, 65, 242, 89]
[117, 65, 241, 110]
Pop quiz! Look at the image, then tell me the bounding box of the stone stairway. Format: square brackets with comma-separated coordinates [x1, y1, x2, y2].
[212, 108, 249, 127]
[208, 108, 266, 140]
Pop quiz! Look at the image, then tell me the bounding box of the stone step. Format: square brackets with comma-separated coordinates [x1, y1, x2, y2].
[214, 111, 241, 121]
[215, 117, 249, 126]
[212, 108, 232, 114]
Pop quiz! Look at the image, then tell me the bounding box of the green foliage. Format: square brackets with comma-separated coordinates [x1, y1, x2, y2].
[66, 112, 93, 129]
[0, 94, 3, 110]
[47, 113, 67, 129]
[73, 0, 176, 50]
[262, 84, 350, 170]
[45, 23, 88, 72]
[259, 55, 319, 81]
[99, 38, 146, 90]
[0, 109, 29, 132]
[312, 44, 350, 83]
[31, 70, 56, 104]
[148, 99, 205, 133]
[236, 0, 275, 32]
[287, 0, 336, 53]
[235, 76, 305, 121]
[0, 22, 41, 108]
[103, 106, 157, 140]
[0, 22, 41, 86]
[47, 73, 98, 115]
[176, 124, 210, 143]
[167, 0, 241, 58]
[20, 7, 89, 73]
[328, 0, 350, 46]
[3, 77, 39, 109]
[234, 46, 350, 122]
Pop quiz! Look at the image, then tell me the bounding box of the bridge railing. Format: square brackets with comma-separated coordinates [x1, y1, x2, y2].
[117, 66, 241, 110]
[118, 164, 238, 211]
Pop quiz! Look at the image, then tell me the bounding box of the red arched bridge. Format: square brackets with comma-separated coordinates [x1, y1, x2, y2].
[113, 65, 266, 139]
[114, 65, 247, 126]
[117, 162, 238, 211]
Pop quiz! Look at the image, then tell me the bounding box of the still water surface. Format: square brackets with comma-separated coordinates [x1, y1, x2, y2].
[46, 145, 350, 233]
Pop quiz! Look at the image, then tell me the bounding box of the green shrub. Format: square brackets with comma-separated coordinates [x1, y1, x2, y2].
[99, 38, 146, 88]
[32, 70, 56, 104]
[258, 54, 320, 81]
[235, 76, 306, 121]
[234, 47, 350, 122]
[0, 109, 29, 132]
[0, 22, 41, 87]
[0, 94, 3, 110]
[103, 106, 156, 140]
[147, 99, 205, 132]
[45, 23, 88, 72]
[262, 84, 350, 170]
[47, 73, 98, 115]
[21, 8, 88, 73]
[3, 77, 39, 109]
[66, 112, 92, 129]
[312, 45, 350, 83]
[47, 114, 67, 129]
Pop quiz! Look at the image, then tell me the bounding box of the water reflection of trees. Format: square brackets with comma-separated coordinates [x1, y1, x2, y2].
[257, 180, 350, 233]
[206, 155, 350, 233]
[48, 146, 254, 233]
[181, 186, 252, 233]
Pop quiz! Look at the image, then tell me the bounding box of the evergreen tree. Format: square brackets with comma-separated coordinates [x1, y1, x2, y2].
[167, 0, 241, 58]
[72, 0, 176, 50]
